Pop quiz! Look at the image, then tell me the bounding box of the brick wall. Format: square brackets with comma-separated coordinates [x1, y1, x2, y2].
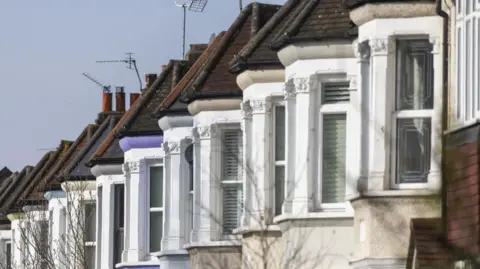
[445, 123, 480, 254]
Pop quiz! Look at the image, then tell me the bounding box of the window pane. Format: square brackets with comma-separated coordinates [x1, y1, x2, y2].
[457, 26, 463, 118]
[275, 106, 286, 161]
[322, 114, 347, 203]
[275, 166, 285, 216]
[396, 40, 434, 110]
[114, 184, 125, 228]
[149, 211, 163, 253]
[396, 118, 431, 183]
[85, 245, 95, 269]
[84, 203, 96, 242]
[222, 130, 243, 181]
[6, 242, 11, 269]
[114, 228, 124, 265]
[222, 184, 242, 234]
[150, 167, 163, 208]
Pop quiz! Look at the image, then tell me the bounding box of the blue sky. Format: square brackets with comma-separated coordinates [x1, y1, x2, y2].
[0, 0, 285, 171]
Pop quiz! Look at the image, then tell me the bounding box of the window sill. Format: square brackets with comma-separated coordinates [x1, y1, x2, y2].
[444, 117, 480, 135]
[233, 225, 281, 235]
[115, 260, 160, 268]
[273, 211, 354, 225]
[184, 239, 242, 250]
[151, 249, 188, 258]
[347, 189, 439, 202]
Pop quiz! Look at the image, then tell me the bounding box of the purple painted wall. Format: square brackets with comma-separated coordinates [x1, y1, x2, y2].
[119, 136, 163, 152]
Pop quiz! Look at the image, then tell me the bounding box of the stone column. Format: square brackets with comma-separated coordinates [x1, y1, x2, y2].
[283, 80, 295, 214]
[354, 40, 371, 192]
[8, 213, 24, 269]
[191, 125, 220, 242]
[161, 139, 189, 251]
[240, 101, 253, 227]
[292, 76, 317, 214]
[368, 37, 394, 191]
[248, 98, 273, 225]
[100, 181, 114, 269]
[428, 36, 442, 191]
[123, 160, 147, 261]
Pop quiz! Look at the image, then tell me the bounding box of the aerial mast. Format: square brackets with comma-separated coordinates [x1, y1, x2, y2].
[96, 53, 143, 91]
[173, 0, 209, 58]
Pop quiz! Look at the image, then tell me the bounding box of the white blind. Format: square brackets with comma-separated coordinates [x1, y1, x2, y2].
[322, 114, 346, 203]
[323, 82, 350, 104]
[221, 129, 243, 234]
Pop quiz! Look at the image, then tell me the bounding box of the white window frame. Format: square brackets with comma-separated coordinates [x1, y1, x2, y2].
[146, 159, 164, 254]
[272, 100, 286, 217]
[83, 200, 97, 269]
[456, 0, 480, 124]
[316, 75, 350, 211]
[4, 240, 11, 269]
[390, 36, 435, 189]
[217, 123, 243, 238]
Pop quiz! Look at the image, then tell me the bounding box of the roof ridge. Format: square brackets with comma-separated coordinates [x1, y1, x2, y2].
[153, 32, 226, 116]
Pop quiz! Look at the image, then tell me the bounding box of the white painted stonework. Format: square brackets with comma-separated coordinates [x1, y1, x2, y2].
[45, 191, 67, 269]
[0, 229, 11, 268]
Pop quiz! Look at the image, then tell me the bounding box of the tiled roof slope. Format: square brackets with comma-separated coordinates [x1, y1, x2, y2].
[342, 0, 435, 9]
[44, 124, 98, 186]
[85, 114, 125, 167]
[16, 141, 72, 205]
[181, 3, 279, 103]
[406, 218, 453, 269]
[270, 0, 357, 51]
[0, 165, 35, 214]
[153, 33, 225, 117]
[116, 60, 190, 137]
[0, 172, 19, 229]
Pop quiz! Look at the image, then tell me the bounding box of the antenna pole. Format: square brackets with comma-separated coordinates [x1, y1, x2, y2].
[239, 0, 242, 11]
[132, 60, 143, 90]
[182, 4, 187, 58]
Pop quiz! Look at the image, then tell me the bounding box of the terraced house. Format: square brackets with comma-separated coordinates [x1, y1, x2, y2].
[2, 0, 478, 269]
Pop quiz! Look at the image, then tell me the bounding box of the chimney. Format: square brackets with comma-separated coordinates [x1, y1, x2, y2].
[161, 65, 167, 72]
[145, 74, 158, 89]
[102, 92, 112, 112]
[130, 93, 140, 106]
[185, 43, 208, 62]
[115, 87, 125, 112]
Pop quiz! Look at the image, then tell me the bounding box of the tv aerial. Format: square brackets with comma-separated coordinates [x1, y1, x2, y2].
[96, 53, 143, 91]
[173, 0, 209, 58]
[82, 72, 112, 93]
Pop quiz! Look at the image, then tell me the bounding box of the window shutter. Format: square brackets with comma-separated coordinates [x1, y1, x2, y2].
[222, 130, 243, 180]
[222, 185, 242, 234]
[322, 82, 350, 104]
[322, 114, 347, 203]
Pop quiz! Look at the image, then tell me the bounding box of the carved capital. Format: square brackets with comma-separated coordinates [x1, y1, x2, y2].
[355, 40, 371, 61]
[123, 161, 140, 174]
[369, 38, 390, 55]
[429, 36, 441, 54]
[293, 76, 318, 94]
[194, 125, 215, 139]
[284, 80, 295, 100]
[249, 99, 272, 114]
[240, 101, 253, 119]
[163, 141, 180, 155]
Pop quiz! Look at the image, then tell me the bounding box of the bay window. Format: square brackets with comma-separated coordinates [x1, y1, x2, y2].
[221, 128, 243, 235]
[393, 39, 433, 186]
[318, 82, 349, 206]
[456, 0, 480, 122]
[273, 105, 285, 216]
[149, 166, 164, 253]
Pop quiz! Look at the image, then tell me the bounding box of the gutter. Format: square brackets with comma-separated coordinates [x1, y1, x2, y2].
[435, 0, 448, 240]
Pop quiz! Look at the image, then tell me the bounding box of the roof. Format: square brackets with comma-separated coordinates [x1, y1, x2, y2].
[0, 167, 12, 184]
[180, 2, 279, 103]
[342, 0, 435, 9]
[269, 0, 357, 51]
[406, 218, 453, 269]
[153, 33, 226, 117]
[0, 165, 35, 214]
[86, 114, 125, 167]
[0, 172, 19, 228]
[16, 140, 72, 205]
[115, 60, 190, 137]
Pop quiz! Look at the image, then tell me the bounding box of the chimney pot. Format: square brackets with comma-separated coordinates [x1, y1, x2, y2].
[145, 74, 158, 89]
[102, 92, 112, 112]
[161, 65, 167, 71]
[130, 93, 140, 106]
[185, 43, 208, 62]
[115, 88, 126, 112]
